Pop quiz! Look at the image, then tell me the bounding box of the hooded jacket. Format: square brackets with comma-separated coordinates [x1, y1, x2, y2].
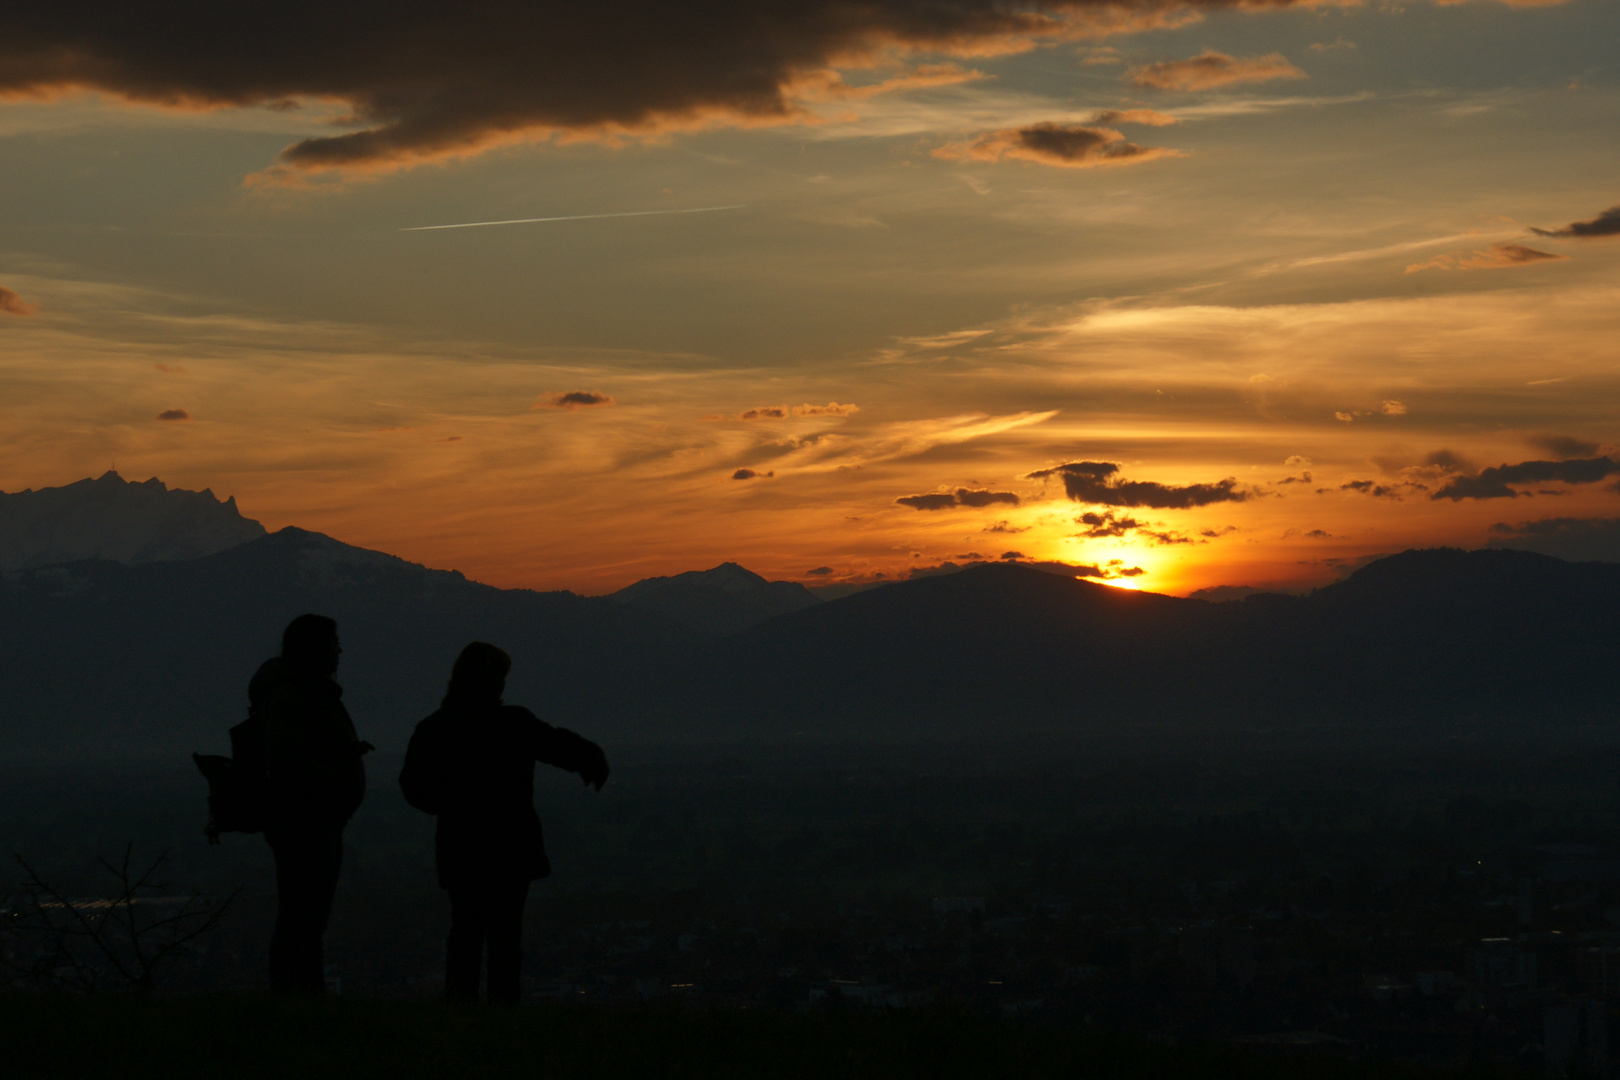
[399, 701, 606, 887]
[250, 657, 367, 832]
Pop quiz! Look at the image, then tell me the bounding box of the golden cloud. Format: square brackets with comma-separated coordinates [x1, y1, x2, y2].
[0, 286, 36, 316]
[1127, 50, 1306, 92]
[1406, 243, 1567, 273]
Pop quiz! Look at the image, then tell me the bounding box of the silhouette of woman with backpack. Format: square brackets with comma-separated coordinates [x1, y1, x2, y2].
[399, 641, 609, 1003]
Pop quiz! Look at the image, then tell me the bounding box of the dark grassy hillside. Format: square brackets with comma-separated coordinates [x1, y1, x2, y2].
[4, 995, 1527, 1080]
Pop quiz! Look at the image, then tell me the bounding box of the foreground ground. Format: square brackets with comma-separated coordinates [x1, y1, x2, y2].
[4, 994, 1530, 1080]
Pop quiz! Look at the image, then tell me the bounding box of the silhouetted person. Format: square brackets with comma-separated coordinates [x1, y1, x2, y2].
[399, 642, 609, 1003]
[252, 613, 372, 994]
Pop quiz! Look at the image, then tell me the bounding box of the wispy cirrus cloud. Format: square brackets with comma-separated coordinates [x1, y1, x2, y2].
[1127, 51, 1305, 92]
[1406, 242, 1566, 273]
[1088, 108, 1178, 126]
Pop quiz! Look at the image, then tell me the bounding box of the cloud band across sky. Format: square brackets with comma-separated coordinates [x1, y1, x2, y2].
[0, 0, 1567, 176]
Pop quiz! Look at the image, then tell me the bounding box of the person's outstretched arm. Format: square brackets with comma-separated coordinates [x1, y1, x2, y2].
[524, 710, 610, 791]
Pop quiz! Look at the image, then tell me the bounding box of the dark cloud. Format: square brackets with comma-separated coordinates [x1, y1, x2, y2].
[1075, 510, 1140, 537]
[1199, 526, 1237, 538]
[983, 520, 1028, 534]
[156, 409, 190, 421]
[896, 487, 1019, 511]
[1127, 50, 1305, 91]
[954, 487, 1019, 508]
[1529, 434, 1602, 460]
[1275, 472, 1312, 484]
[0, 1, 1359, 177]
[0, 286, 35, 316]
[713, 401, 859, 422]
[936, 122, 1175, 169]
[1341, 479, 1401, 499]
[906, 556, 1141, 581]
[1423, 449, 1474, 473]
[1430, 457, 1620, 501]
[1487, 517, 1620, 563]
[1531, 205, 1620, 240]
[805, 565, 834, 576]
[534, 390, 613, 411]
[1027, 460, 1251, 509]
[732, 468, 774, 480]
[1141, 530, 1194, 545]
[896, 492, 959, 511]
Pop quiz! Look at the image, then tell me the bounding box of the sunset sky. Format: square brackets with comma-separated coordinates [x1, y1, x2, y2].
[2, 0, 1617, 596]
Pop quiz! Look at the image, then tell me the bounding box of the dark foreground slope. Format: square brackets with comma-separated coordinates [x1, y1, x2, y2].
[0, 528, 705, 761]
[723, 549, 1620, 725]
[6, 995, 1521, 1080]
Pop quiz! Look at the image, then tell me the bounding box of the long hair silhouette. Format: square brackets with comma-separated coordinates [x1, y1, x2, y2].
[441, 641, 511, 707]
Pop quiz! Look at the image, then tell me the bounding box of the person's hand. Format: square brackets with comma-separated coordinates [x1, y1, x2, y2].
[579, 745, 610, 792]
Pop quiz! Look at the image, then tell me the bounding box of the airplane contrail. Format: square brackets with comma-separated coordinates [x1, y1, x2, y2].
[401, 204, 747, 231]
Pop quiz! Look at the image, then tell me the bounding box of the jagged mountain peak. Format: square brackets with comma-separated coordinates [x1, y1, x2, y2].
[0, 472, 266, 571]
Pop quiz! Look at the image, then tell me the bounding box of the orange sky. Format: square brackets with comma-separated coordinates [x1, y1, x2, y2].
[2, 0, 1617, 595]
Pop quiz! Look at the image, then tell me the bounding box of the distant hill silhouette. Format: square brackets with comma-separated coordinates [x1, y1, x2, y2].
[610, 562, 820, 636]
[0, 472, 265, 570]
[3, 491, 1617, 762]
[722, 550, 1620, 725]
[0, 528, 705, 762]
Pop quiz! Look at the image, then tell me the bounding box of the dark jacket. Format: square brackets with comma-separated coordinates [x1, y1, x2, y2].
[399, 702, 605, 888]
[250, 657, 367, 832]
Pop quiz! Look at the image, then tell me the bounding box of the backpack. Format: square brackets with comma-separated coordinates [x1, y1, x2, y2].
[193, 710, 270, 838]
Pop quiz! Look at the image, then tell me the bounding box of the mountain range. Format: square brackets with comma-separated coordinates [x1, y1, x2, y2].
[1, 474, 1617, 763]
[0, 472, 265, 571]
